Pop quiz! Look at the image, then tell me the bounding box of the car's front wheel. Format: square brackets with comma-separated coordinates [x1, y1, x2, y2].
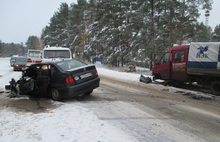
[51, 88, 62, 101]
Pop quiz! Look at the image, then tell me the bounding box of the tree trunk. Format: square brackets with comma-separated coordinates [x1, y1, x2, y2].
[169, 2, 173, 48]
[179, 0, 185, 45]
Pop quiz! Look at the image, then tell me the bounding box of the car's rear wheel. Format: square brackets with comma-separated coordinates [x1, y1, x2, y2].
[51, 88, 62, 101]
[84, 90, 93, 96]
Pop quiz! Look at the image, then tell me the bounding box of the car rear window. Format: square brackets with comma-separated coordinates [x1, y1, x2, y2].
[15, 58, 27, 62]
[56, 60, 86, 71]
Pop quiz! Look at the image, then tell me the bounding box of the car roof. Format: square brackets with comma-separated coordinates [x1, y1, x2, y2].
[43, 47, 70, 51]
[31, 59, 74, 66]
[167, 45, 190, 52]
[15, 56, 27, 58]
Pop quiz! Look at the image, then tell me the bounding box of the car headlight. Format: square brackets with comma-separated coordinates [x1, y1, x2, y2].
[15, 64, 19, 67]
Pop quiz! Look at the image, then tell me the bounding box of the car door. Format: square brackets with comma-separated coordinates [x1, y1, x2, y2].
[156, 52, 171, 79]
[171, 50, 188, 81]
[49, 65, 63, 88]
[36, 65, 50, 95]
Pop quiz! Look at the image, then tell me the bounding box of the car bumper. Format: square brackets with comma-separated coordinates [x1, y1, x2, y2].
[14, 66, 25, 71]
[56, 77, 100, 99]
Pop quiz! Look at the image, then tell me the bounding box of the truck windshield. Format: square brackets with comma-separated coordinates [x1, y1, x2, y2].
[28, 51, 41, 58]
[44, 50, 70, 58]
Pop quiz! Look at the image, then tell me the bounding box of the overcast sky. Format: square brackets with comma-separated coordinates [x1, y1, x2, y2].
[0, 0, 220, 44]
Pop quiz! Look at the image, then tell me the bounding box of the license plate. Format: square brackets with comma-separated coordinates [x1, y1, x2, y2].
[80, 73, 92, 79]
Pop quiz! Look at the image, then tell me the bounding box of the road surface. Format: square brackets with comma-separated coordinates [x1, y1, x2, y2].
[1, 74, 220, 141]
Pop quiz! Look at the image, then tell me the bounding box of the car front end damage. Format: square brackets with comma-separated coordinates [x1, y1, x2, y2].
[5, 60, 100, 100]
[5, 77, 35, 97]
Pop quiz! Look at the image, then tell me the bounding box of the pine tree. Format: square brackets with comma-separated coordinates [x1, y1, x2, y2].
[67, 0, 88, 60]
[211, 24, 220, 42]
[26, 36, 40, 49]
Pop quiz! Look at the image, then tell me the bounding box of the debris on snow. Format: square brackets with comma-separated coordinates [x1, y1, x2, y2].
[139, 74, 152, 83]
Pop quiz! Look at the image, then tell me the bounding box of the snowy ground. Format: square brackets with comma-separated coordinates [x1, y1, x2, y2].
[0, 58, 137, 142]
[0, 57, 218, 142]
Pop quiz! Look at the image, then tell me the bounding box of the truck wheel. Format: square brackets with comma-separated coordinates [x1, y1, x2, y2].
[171, 81, 183, 87]
[210, 81, 220, 96]
[51, 88, 62, 101]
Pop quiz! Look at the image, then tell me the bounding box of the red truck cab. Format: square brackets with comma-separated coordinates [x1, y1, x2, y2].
[152, 42, 220, 95]
[152, 45, 190, 82]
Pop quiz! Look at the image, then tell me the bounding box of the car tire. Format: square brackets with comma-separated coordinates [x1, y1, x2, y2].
[84, 90, 93, 96]
[51, 88, 62, 101]
[210, 81, 220, 96]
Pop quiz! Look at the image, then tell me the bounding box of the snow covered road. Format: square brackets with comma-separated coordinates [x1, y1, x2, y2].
[0, 58, 136, 142]
[0, 58, 220, 142]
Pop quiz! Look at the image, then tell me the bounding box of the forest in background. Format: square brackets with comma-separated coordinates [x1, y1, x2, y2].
[1, 0, 220, 69]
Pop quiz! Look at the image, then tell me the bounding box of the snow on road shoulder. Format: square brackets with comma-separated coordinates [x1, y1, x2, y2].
[0, 101, 136, 142]
[0, 58, 21, 92]
[95, 62, 141, 83]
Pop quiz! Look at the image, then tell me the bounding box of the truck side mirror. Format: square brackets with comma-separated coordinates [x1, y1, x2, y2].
[154, 59, 159, 65]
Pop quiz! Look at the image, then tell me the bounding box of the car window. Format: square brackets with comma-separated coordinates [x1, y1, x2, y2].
[51, 66, 58, 76]
[15, 58, 27, 62]
[39, 65, 50, 76]
[159, 52, 170, 64]
[56, 60, 86, 71]
[174, 51, 185, 62]
[11, 57, 16, 60]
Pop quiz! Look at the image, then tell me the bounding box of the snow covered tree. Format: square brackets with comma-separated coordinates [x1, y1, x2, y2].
[211, 24, 220, 42]
[40, 0, 213, 69]
[41, 3, 69, 47]
[26, 36, 41, 49]
[67, 0, 89, 60]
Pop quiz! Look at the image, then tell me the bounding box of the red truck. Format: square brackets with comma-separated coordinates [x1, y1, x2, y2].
[152, 42, 220, 95]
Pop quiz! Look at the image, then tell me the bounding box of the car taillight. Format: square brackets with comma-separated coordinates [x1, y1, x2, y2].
[95, 68, 98, 75]
[66, 76, 75, 84]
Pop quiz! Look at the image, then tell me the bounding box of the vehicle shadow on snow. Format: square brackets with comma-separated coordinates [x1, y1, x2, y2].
[1, 90, 104, 114]
[0, 94, 59, 114]
[61, 93, 104, 103]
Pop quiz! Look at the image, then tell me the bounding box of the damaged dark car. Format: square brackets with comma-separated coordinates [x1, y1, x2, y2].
[5, 59, 100, 101]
